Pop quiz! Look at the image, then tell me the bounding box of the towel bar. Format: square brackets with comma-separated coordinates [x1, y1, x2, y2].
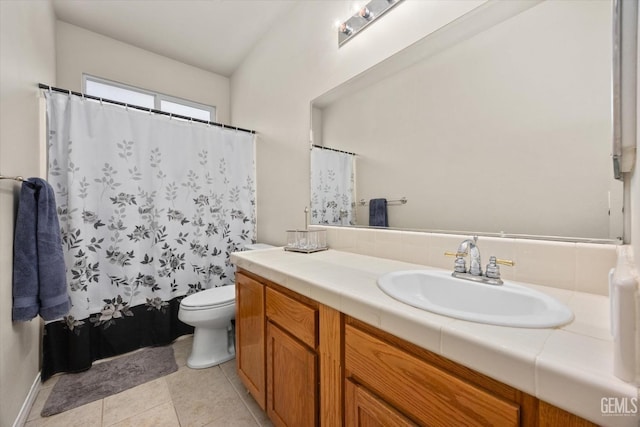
[0, 174, 25, 182]
[358, 197, 407, 206]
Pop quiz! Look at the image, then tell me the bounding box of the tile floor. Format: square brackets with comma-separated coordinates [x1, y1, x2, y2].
[25, 336, 273, 427]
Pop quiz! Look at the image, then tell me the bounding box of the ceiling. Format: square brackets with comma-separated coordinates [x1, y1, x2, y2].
[52, 0, 298, 77]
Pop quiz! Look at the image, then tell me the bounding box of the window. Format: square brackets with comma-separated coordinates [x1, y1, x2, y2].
[160, 99, 211, 122]
[83, 75, 216, 121]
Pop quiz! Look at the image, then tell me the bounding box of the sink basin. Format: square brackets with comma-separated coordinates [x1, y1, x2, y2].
[377, 270, 573, 328]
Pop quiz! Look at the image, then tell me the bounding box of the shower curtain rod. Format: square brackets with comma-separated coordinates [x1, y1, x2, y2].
[38, 83, 256, 135]
[311, 144, 357, 156]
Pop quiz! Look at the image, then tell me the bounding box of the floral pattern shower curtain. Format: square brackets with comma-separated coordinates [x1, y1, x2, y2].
[310, 146, 356, 225]
[42, 91, 255, 380]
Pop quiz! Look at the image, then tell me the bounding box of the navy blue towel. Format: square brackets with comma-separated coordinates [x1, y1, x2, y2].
[13, 178, 69, 321]
[369, 198, 388, 227]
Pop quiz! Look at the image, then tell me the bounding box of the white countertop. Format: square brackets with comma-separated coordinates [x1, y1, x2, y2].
[231, 248, 639, 427]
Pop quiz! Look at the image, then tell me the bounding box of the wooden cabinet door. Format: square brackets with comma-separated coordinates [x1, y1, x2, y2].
[538, 401, 598, 427]
[236, 273, 266, 409]
[345, 324, 520, 427]
[346, 379, 417, 427]
[267, 321, 318, 427]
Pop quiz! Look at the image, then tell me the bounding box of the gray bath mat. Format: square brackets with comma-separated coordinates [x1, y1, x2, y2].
[41, 345, 178, 417]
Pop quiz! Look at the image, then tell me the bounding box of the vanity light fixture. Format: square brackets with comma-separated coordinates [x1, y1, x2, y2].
[338, 0, 404, 47]
[340, 22, 354, 36]
[359, 7, 373, 20]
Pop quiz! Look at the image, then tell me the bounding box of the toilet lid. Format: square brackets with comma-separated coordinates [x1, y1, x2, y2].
[181, 285, 235, 310]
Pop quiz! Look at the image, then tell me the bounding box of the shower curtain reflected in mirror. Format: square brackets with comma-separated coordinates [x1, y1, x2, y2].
[42, 91, 256, 380]
[310, 146, 356, 226]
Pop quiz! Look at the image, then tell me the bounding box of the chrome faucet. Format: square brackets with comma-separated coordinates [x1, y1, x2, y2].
[445, 236, 514, 286]
[454, 236, 482, 276]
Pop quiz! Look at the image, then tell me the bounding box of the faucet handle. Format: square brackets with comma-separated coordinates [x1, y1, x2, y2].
[485, 256, 500, 279]
[444, 251, 468, 273]
[444, 251, 467, 258]
[453, 257, 466, 273]
[485, 256, 515, 279]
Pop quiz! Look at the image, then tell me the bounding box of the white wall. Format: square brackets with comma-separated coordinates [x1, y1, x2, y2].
[0, 1, 57, 426]
[56, 21, 230, 123]
[231, 0, 484, 245]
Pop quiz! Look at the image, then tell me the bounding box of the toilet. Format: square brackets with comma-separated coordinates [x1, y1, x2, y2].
[178, 285, 236, 369]
[178, 242, 273, 369]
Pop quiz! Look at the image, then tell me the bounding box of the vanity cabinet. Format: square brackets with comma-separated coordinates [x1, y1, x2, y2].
[344, 317, 597, 427]
[236, 269, 597, 427]
[265, 286, 319, 426]
[236, 270, 326, 427]
[236, 272, 266, 409]
[345, 318, 522, 426]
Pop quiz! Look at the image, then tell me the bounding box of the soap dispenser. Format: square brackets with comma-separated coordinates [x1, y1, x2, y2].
[609, 246, 639, 384]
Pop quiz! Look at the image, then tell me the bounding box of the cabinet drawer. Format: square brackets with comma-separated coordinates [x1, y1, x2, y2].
[345, 324, 520, 427]
[266, 287, 317, 348]
[345, 379, 417, 427]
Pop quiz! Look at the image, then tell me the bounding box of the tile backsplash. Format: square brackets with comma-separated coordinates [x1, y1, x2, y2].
[314, 226, 618, 296]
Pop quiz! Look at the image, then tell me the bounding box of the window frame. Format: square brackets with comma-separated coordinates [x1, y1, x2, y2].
[83, 74, 216, 121]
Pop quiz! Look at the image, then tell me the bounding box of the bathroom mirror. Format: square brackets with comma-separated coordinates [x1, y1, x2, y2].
[310, 0, 624, 242]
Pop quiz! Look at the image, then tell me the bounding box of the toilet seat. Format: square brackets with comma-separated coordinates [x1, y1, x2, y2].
[180, 285, 235, 311]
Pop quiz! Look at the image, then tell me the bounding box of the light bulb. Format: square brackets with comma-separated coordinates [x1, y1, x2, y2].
[340, 22, 353, 35]
[359, 6, 373, 20]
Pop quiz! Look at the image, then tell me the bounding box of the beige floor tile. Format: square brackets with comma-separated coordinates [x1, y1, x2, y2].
[220, 361, 271, 426]
[103, 377, 172, 426]
[24, 399, 103, 427]
[219, 359, 237, 377]
[26, 341, 275, 427]
[166, 365, 257, 426]
[27, 385, 54, 421]
[224, 371, 271, 426]
[108, 401, 179, 427]
[204, 415, 259, 427]
[40, 374, 61, 390]
[172, 335, 194, 367]
[26, 373, 65, 421]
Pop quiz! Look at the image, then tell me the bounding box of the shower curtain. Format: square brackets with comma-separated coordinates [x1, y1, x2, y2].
[42, 91, 256, 380]
[310, 146, 356, 225]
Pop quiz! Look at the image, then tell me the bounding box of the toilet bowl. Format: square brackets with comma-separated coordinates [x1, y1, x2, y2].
[178, 285, 236, 369]
[178, 243, 274, 369]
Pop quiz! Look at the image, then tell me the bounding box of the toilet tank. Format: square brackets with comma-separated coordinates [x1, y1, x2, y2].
[244, 243, 274, 251]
